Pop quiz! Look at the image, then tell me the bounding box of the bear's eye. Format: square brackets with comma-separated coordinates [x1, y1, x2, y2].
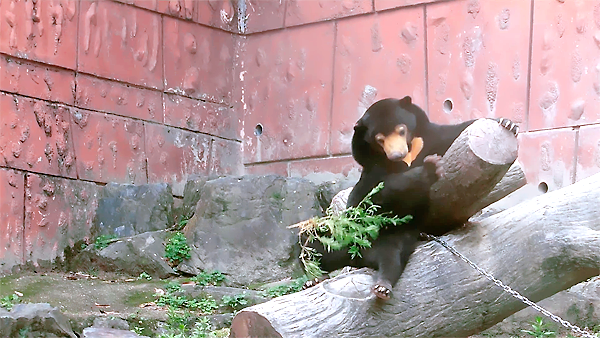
[375, 134, 385, 144]
[396, 125, 406, 136]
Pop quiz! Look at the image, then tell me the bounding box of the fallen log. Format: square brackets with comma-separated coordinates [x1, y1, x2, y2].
[328, 160, 526, 222]
[231, 172, 600, 338]
[233, 119, 595, 337]
[423, 118, 518, 233]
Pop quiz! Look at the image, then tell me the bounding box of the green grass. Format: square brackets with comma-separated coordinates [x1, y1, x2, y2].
[124, 290, 155, 307]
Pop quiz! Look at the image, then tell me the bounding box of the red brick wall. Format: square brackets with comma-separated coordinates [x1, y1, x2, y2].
[0, 0, 242, 271]
[1, 0, 600, 271]
[241, 0, 600, 191]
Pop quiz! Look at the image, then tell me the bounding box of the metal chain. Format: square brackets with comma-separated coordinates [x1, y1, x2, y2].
[421, 233, 598, 338]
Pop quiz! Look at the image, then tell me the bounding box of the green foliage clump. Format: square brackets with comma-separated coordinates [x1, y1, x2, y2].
[94, 234, 117, 250]
[173, 217, 190, 231]
[191, 271, 226, 286]
[221, 294, 248, 310]
[165, 232, 191, 265]
[0, 292, 21, 310]
[137, 272, 152, 280]
[521, 317, 556, 338]
[264, 277, 308, 298]
[155, 291, 217, 315]
[294, 182, 412, 278]
[155, 280, 218, 315]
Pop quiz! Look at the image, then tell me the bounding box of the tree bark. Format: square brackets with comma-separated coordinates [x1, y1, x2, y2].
[468, 160, 526, 219]
[424, 119, 519, 232]
[231, 120, 600, 337]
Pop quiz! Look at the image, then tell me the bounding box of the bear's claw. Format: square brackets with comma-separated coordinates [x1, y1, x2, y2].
[497, 118, 519, 136]
[302, 276, 328, 290]
[423, 154, 445, 180]
[373, 284, 392, 300]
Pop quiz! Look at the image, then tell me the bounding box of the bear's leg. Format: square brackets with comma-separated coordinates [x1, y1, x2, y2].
[371, 230, 420, 300]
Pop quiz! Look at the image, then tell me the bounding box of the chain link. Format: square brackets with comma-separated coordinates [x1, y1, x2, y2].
[421, 233, 598, 338]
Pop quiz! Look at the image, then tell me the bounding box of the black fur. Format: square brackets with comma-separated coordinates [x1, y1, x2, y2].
[306, 96, 518, 300]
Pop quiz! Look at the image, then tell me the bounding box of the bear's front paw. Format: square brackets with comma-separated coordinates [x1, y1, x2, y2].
[496, 118, 519, 136]
[372, 283, 392, 300]
[423, 154, 445, 181]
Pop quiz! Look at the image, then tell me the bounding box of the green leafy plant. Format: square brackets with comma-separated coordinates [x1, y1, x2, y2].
[130, 326, 144, 335]
[221, 294, 248, 310]
[18, 328, 30, 338]
[190, 317, 212, 338]
[163, 306, 189, 337]
[94, 234, 117, 250]
[264, 277, 308, 298]
[172, 216, 190, 231]
[521, 317, 556, 338]
[165, 281, 183, 293]
[191, 271, 226, 286]
[292, 182, 412, 278]
[1, 293, 21, 310]
[137, 272, 152, 280]
[195, 296, 219, 314]
[164, 232, 191, 265]
[155, 281, 218, 315]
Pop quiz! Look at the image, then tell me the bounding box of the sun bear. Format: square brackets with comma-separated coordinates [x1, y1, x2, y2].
[306, 96, 519, 300]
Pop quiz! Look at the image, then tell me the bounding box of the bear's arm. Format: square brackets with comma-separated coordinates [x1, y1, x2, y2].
[370, 166, 438, 220]
[346, 166, 389, 208]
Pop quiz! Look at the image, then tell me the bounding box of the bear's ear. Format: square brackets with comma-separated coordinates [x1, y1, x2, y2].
[353, 119, 367, 132]
[399, 96, 412, 107]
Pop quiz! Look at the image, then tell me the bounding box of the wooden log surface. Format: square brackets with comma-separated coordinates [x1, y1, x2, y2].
[424, 118, 519, 232]
[230, 119, 550, 337]
[231, 172, 600, 338]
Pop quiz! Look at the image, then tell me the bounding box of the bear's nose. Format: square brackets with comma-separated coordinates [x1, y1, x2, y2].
[388, 152, 407, 161]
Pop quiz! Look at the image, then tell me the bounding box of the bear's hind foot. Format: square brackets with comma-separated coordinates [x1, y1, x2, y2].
[372, 282, 392, 300]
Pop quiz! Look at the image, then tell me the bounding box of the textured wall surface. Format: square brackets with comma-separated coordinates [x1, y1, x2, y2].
[239, 0, 600, 190]
[1, 0, 600, 271]
[0, 0, 242, 271]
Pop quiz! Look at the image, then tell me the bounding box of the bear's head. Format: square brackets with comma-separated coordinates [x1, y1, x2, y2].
[352, 96, 426, 168]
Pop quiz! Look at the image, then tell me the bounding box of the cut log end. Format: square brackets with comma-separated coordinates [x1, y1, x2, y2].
[467, 119, 519, 165]
[425, 119, 519, 228]
[230, 312, 281, 338]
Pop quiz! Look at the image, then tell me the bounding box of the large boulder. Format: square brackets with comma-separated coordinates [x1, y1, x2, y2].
[93, 183, 174, 238]
[0, 303, 77, 338]
[180, 175, 320, 286]
[70, 230, 176, 278]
